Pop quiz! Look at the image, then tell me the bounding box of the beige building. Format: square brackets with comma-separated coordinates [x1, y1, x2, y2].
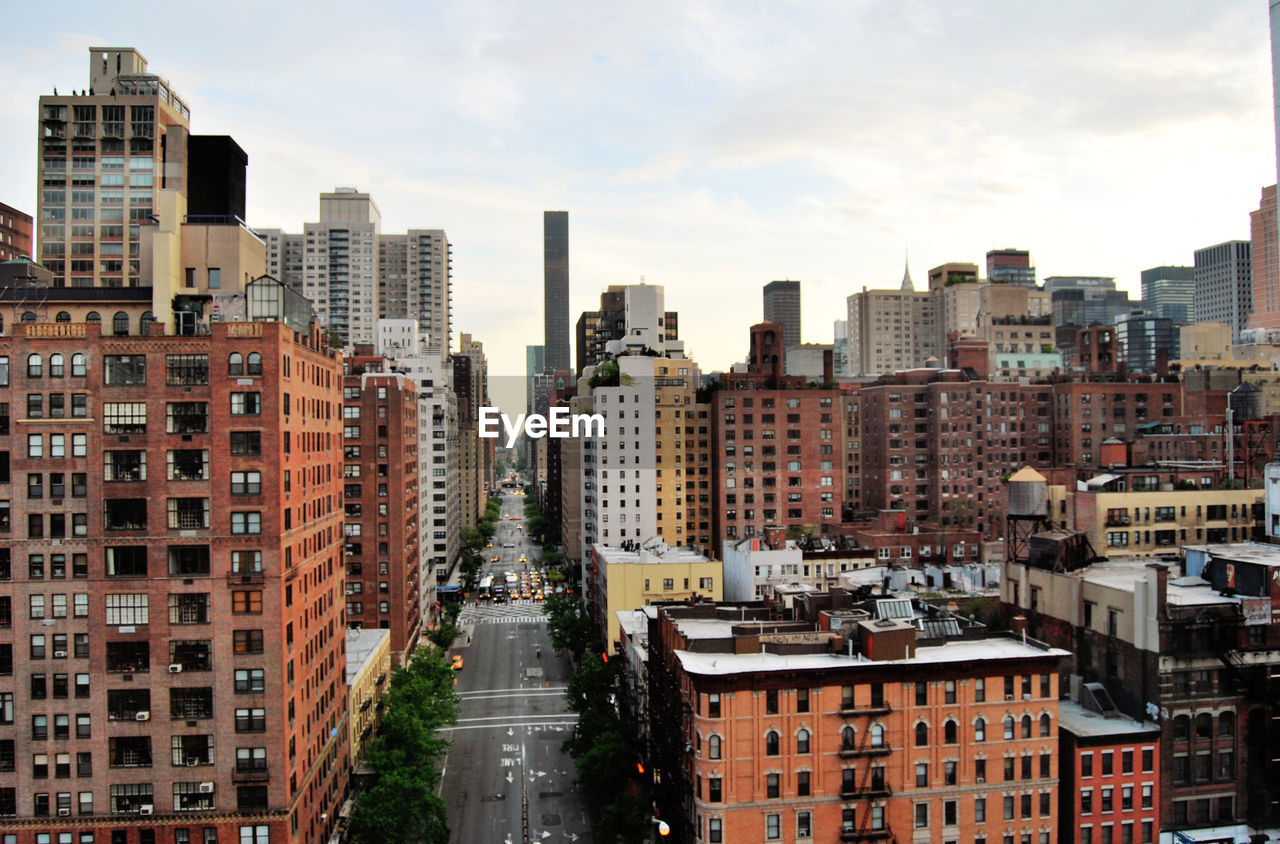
[37, 48, 191, 289]
[588, 543, 723, 652]
[845, 268, 941, 375]
[977, 283, 1058, 379]
[345, 628, 392, 765]
[1048, 485, 1263, 558]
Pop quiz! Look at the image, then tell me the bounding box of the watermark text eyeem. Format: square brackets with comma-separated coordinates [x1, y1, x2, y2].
[478, 407, 606, 448]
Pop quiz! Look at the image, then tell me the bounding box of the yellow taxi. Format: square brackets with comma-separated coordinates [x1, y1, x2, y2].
[519, 555, 527, 563]
[450, 655, 464, 671]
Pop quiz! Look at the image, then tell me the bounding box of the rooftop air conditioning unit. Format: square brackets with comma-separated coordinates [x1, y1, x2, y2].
[135, 711, 150, 721]
[198, 782, 214, 793]
[168, 664, 183, 673]
[138, 805, 153, 815]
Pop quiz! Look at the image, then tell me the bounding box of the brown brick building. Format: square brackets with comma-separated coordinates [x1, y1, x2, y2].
[1051, 382, 1184, 472]
[0, 203, 32, 262]
[1059, 700, 1161, 844]
[0, 318, 350, 843]
[342, 363, 421, 663]
[858, 369, 1054, 539]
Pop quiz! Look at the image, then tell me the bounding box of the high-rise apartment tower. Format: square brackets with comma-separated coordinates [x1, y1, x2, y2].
[543, 211, 570, 371]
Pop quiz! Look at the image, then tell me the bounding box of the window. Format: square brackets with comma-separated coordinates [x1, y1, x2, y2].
[166, 355, 209, 386]
[915, 803, 929, 828]
[231, 472, 261, 495]
[230, 393, 261, 415]
[765, 731, 779, 755]
[231, 512, 261, 534]
[234, 630, 264, 654]
[916, 762, 929, 787]
[708, 777, 721, 802]
[706, 693, 720, 718]
[944, 720, 957, 743]
[234, 708, 266, 732]
[708, 818, 722, 843]
[796, 728, 810, 754]
[915, 722, 928, 746]
[234, 669, 265, 693]
[103, 355, 145, 385]
[765, 813, 780, 840]
[796, 810, 811, 838]
[230, 432, 261, 455]
[232, 592, 263, 614]
[105, 594, 148, 625]
[765, 773, 780, 798]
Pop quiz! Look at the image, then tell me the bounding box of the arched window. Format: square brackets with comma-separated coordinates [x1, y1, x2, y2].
[112, 311, 129, 336]
[21, 311, 36, 323]
[944, 720, 957, 744]
[974, 717, 986, 742]
[842, 726, 857, 750]
[1040, 713, 1051, 737]
[247, 352, 263, 375]
[870, 725, 884, 748]
[708, 734, 721, 760]
[765, 731, 779, 756]
[27, 354, 42, 378]
[139, 311, 155, 336]
[1003, 716, 1015, 740]
[1219, 712, 1235, 738]
[797, 729, 810, 754]
[1195, 713, 1213, 739]
[1172, 715, 1190, 741]
[85, 311, 101, 324]
[49, 354, 64, 378]
[55, 311, 71, 323]
[915, 722, 928, 747]
[71, 353, 87, 377]
[228, 352, 244, 376]
[1021, 715, 1033, 738]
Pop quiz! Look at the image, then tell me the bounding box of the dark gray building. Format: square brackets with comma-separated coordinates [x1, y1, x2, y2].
[763, 279, 801, 348]
[544, 210, 570, 371]
[1140, 265, 1195, 326]
[1194, 240, 1252, 342]
[1044, 276, 1134, 331]
[1115, 310, 1174, 374]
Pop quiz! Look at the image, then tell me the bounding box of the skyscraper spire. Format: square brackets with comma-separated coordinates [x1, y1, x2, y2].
[901, 249, 914, 292]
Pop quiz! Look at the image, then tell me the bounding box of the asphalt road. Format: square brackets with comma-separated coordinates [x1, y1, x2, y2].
[440, 490, 592, 844]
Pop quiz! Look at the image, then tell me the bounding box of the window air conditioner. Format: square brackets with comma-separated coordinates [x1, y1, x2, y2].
[139, 805, 153, 815]
[169, 664, 183, 673]
[198, 782, 214, 793]
[53, 650, 67, 658]
[135, 711, 150, 721]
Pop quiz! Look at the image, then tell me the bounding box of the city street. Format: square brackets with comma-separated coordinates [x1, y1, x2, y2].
[439, 490, 591, 843]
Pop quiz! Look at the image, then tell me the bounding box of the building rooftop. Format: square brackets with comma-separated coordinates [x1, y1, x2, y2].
[1077, 559, 1236, 607]
[1183, 542, 1280, 568]
[1058, 700, 1161, 739]
[594, 543, 711, 565]
[343, 628, 390, 685]
[675, 635, 1068, 677]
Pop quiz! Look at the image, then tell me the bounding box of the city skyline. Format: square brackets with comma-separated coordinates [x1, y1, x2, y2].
[0, 1, 1274, 378]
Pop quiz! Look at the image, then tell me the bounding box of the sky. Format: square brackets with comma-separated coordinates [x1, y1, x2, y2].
[1, 0, 1276, 395]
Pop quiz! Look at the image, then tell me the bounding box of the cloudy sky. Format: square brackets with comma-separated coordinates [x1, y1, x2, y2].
[0, 0, 1275, 388]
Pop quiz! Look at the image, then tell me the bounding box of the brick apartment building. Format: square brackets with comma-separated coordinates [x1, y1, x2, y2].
[858, 369, 1054, 540]
[341, 362, 422, 663]
[0, 316, 350, 843]
[711, 323, 846, 544]
[0, 202, 32, 262]
[1051, 382, 1184, 472]
[1059, 699, 1161, 844]
[646, 601, 1067, 844]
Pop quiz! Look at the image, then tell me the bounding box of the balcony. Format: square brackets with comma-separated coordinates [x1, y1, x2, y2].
[841, 828, 892, 842]
[839, 742, 891, 759]
[232, 765, 270, 783]
[839, 702, 891, 718]
[841, 784, 892, 800]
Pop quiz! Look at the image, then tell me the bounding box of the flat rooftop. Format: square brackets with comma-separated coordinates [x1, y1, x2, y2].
[1184, 542, 1280, 568]
[344, 628, 389, 684]
[1059, 700, 1161, 739]
[595, 543, 710, 565]
[1077, 559, 1236, 608]
[676, 635, 1068, 677]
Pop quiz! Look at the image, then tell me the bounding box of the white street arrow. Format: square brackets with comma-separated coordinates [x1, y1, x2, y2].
[507, 728, 514, 736]
[505, 771, 513, 783]
[533, 770, 547, 777]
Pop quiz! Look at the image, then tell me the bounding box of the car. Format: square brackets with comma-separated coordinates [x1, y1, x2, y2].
[519, 555, 527, 563]
[485, 542, 493, 548]
[521, 589, 531, 600]
[534, 590, 545, 601]
[490, 555, 500, 562]
[450, 655, 463, 671]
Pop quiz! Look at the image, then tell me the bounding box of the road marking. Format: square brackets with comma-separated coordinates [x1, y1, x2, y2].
[458, 686, 567, 697]
[440, 719, 576, 733]
[455, 715, 575, 724]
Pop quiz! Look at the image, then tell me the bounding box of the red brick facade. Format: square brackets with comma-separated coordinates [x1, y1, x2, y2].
[0, 321, 349, 843]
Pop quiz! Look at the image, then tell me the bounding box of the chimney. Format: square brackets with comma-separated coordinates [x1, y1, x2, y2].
[1147, 563, 1169, 619]
[764, 525, 787, 550]
[1010, 615, 1028, 636]
[823, 348, 833, 384]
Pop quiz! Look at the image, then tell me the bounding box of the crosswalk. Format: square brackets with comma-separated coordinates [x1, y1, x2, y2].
[460, 602, 548, 624]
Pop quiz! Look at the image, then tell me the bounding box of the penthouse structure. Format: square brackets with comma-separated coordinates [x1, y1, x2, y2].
[0, 308, 350, 842]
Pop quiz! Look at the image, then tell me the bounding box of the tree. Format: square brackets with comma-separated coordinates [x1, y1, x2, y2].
[428, 603, 462, 649]
[459, 526, 483, 552]
[348, 646, 459, 843]
[545, 595, 593, 659]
